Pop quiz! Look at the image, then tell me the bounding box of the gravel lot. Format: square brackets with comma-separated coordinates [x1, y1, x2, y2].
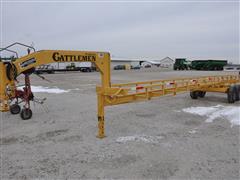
[1, 68, 239, 179]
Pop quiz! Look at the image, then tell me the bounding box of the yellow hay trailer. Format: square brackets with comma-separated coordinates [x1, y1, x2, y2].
[96, 74, 240, 137]
[0, 43, 239, 138]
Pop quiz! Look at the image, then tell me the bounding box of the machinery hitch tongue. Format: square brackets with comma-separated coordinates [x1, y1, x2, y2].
[0, 42, 239, 138]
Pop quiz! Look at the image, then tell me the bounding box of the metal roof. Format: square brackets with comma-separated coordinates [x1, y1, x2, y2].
[111, 56, 172, 62]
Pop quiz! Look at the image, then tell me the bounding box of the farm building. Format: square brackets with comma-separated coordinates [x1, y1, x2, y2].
[223, 64, 240, 71]
[111, 57, 140, 68]
[159, 57, 174, 68]
[111, 56, 174, 68]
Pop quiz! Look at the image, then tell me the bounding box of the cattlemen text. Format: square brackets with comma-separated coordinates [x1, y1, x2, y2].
[52, 52, 96, 62]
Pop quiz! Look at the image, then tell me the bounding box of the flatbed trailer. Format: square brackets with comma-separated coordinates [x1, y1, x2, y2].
[96, 74, 240, 137]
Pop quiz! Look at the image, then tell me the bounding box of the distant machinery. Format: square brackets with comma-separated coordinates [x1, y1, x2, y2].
[174, 59, 228, 71]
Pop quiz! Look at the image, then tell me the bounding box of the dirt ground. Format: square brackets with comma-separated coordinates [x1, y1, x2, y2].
[1, 68, 239, 179]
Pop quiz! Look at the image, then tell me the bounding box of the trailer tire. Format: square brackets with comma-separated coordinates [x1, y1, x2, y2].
[235, 85, 240, 101]
[190, 91, 198, 99]
[20, 108, 32, 120]
[227, 86, 237, 103]
[198, 91, 206, 98]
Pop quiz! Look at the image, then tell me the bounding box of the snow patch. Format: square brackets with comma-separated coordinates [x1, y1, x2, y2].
[18, 86, 69, 94]
[188, 129, 197, 134]
[116, 135, 163, 143]
[182, 105, 240, 126]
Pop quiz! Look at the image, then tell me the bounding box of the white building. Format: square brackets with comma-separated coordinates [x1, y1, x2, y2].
[159, 57, 174, 68]
[111, 57, 140, 68]
[223, 64, 240, 71]
[111, 56, 174, 68]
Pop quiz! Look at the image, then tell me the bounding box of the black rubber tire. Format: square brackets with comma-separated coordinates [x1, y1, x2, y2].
[198, 91, 206, 98]
[20, 108, 32, 120]
[190, 91, 199, 99]
[10, 104, 21, 114]
[227, 86, 237, 103]
[235, 85, 240, 101]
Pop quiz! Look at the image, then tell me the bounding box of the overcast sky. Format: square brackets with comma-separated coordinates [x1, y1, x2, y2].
[1, 1, 239, 63]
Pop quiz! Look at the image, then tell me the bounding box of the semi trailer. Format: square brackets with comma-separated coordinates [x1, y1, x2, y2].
[44, 62, 95, 72]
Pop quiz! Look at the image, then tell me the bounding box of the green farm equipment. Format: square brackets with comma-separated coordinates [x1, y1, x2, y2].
[191, 60, 227, 70]
[173, 58, 191, 70]
[174, 58, 228, 71]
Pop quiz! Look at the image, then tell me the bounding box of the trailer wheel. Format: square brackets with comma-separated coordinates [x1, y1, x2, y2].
[10, 104, 21, 114]
[235, 85, 240, 101]
[190, 91, 199, 99]
[20, 108, 32, 120]
[198, 91, 206, 98]
[227, 86, 237, 103]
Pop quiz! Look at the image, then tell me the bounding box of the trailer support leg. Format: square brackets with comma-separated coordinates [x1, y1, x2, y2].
[97, 93, 105, 138]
